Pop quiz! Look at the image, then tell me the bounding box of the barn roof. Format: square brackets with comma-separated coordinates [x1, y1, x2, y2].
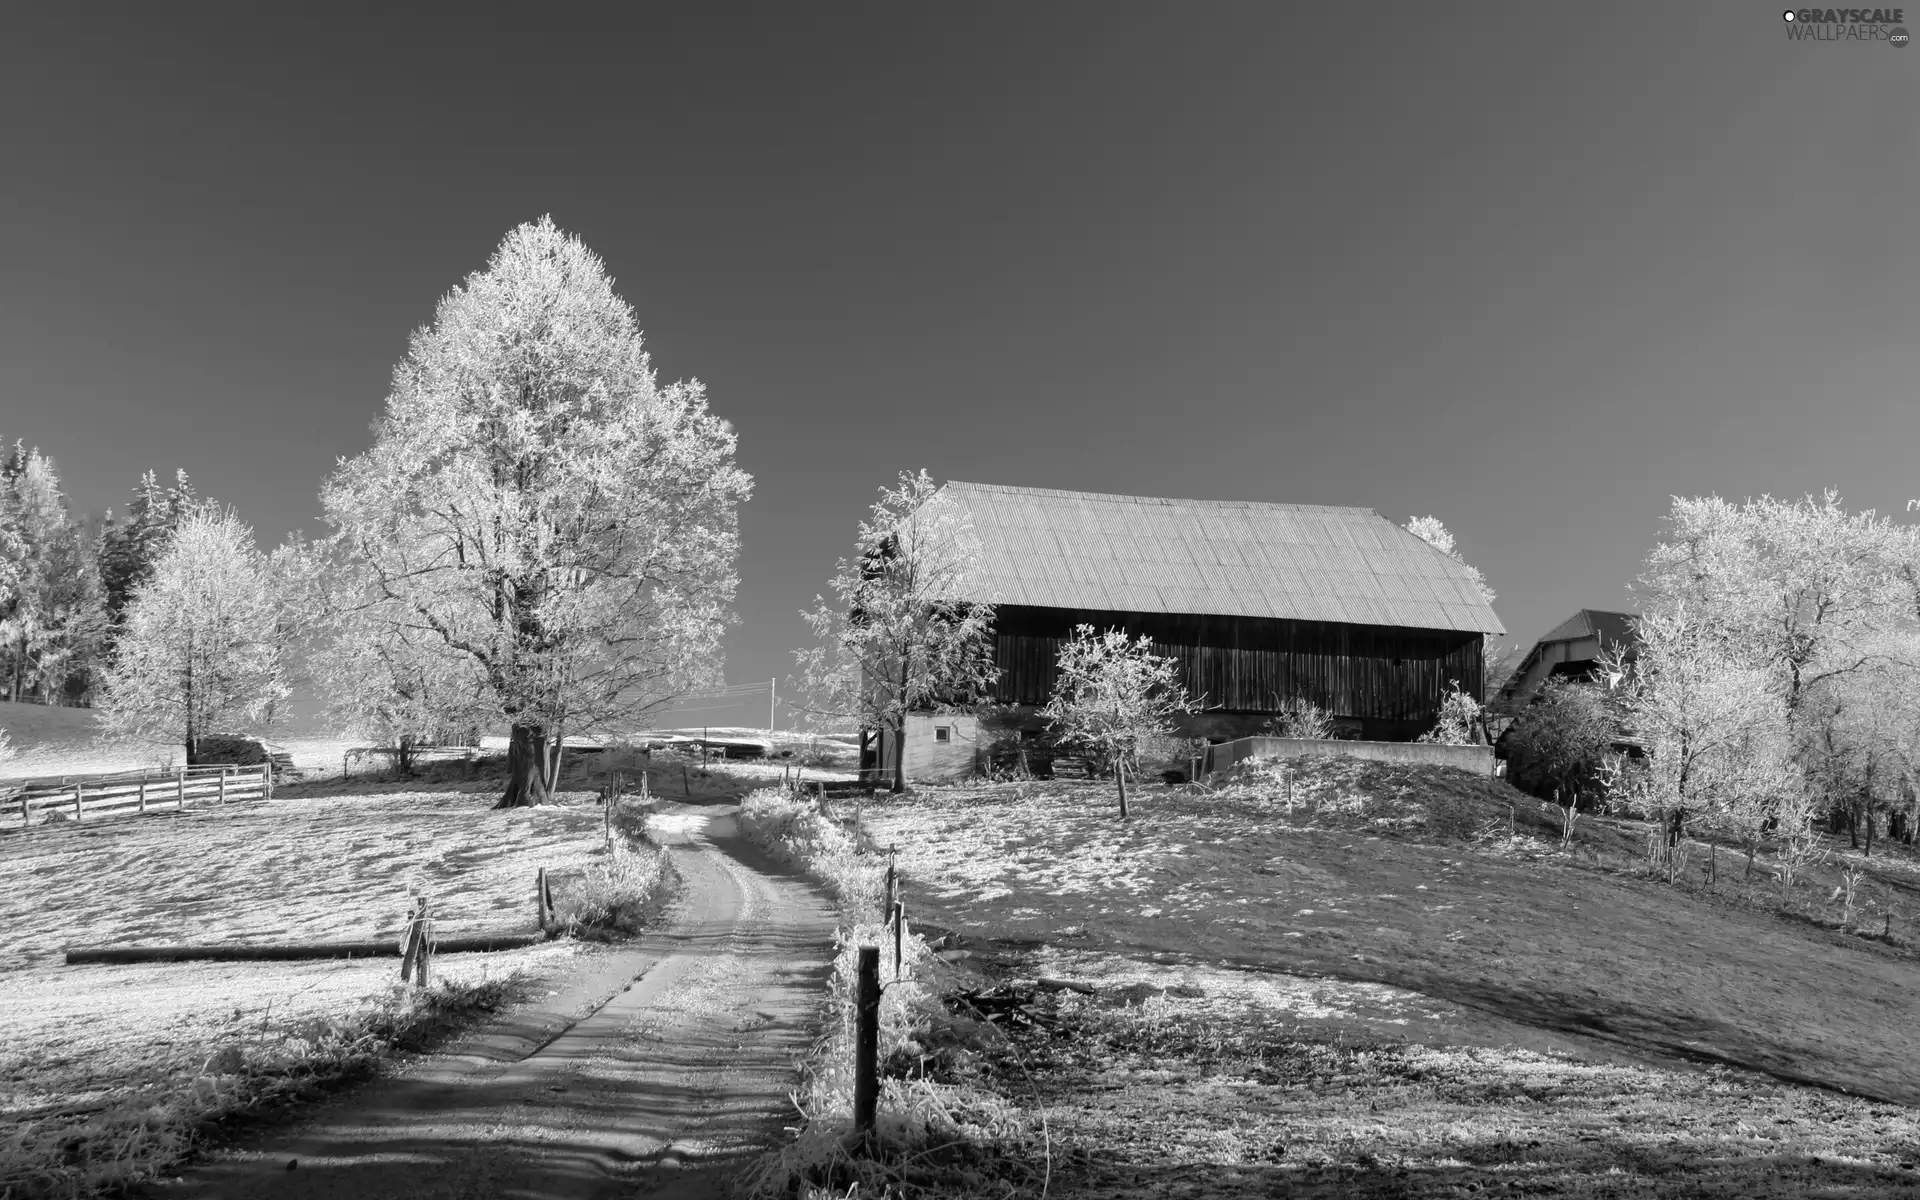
[1536, 608, 1638, 650]
[931, 482, 1505, 635]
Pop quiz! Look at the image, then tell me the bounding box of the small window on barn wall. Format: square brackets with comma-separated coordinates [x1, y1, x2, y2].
[934, 725, 952, 743]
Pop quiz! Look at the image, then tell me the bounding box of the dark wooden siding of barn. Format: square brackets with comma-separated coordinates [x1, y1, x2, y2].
[990, 605, 1483, 723]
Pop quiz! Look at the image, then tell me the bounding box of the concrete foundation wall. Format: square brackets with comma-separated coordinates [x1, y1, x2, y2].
[1202, 736, 1493, 777]
[978, 707, 1433, 747]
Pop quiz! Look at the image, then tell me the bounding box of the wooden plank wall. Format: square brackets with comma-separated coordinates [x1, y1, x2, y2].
[990, 606, 1483, 722]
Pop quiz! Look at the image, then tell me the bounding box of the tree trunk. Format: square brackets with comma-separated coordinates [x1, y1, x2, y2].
[1864, 808, 1875, 857]
[496, 724, 554, 809]
[183, 631, 197, 765]
[1115, 757, 1130, 820]
[889, 716, 906, 793]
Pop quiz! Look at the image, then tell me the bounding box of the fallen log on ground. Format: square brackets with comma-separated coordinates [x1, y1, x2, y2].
[65, 931, 544, 965]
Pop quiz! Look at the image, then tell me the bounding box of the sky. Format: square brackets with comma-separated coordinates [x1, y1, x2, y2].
[2, 3, 1915, 730]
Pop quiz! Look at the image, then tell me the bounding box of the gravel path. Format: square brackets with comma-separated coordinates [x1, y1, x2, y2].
[159, 800, 836, 1200]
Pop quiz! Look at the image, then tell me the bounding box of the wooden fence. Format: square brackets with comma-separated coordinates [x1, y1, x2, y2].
[2, 763, 273, 832]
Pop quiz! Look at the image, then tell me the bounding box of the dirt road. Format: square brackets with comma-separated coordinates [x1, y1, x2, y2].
[160, 801, 835, 1200]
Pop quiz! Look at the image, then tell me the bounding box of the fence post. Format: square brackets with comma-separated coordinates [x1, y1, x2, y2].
[399, 901, 418, 981]
[74, 782, 83, 822]
[415, 899, 432, 987]
[218, 769, 227, 806]
[884, 849, 896, 923]
[854, 946, 880, 1142]
[137, 779, 147, 814]
[177, 767, 185, 809]
[263, 761, 273, 802]
[893, 899, 904, 979]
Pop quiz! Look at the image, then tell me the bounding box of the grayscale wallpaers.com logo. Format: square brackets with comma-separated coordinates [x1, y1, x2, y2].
[1783, 7, 1910, 44]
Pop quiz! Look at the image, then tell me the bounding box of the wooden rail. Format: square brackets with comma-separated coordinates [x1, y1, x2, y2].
[2, 763, 273, 831]
[64, 930, 541, 965]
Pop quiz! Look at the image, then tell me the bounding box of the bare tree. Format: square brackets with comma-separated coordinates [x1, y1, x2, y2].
[318, 218, 750, 807]
[794, 471, 998, 792]
[1042, 624, 1196, 819]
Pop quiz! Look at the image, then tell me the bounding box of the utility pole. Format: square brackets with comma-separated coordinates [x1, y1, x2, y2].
[769, 677, 776, 740]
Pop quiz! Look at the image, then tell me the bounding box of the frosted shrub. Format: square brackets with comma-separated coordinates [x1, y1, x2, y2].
[552, 843, 668, 935]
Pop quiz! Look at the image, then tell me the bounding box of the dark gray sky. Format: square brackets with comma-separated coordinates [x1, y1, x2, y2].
[3, 4, 1914, 727]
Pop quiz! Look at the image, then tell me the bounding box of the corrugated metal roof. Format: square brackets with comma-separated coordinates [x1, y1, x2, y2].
[931, 482, 1506, 635]
[1538, 608, 1639, 648]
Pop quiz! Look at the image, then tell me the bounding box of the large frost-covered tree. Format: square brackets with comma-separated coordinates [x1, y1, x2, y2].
[1643, 492, 1902, 728]
[319, 217, 751, 808]
[101, 506, 288, 762]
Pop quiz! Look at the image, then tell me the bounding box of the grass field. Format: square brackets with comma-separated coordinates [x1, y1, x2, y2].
[853, 757, 1920, 1197]
[0, 786, 639, 1198]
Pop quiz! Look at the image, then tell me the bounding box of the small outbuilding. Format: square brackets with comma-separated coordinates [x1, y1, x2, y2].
[1493, 608, 1639, 712]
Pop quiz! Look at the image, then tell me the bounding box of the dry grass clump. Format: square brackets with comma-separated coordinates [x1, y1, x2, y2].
[739, 786, 884, 917]
[549, 840, 673, 937]
[0, 973, 522, 1200]
[734, 788, 1030, 1199]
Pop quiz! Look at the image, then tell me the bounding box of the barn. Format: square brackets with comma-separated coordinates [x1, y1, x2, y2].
[878, 482, 1506, 781]
[1493, 608, 1639, 713]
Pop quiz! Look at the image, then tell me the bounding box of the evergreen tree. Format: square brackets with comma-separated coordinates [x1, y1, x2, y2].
[0, 443, 108, 704]
[99, 468, 196, 642]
